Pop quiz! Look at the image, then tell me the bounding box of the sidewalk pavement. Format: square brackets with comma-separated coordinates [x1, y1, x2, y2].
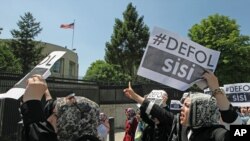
[114, 129, 125, 141]
[107, 128, 125, 141]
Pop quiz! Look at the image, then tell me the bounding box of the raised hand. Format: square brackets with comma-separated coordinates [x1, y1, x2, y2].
[123, 82, 145, 104]
[23, 74, 47, 102]
[202, 70, 219, 91]
[123, 82, 136, 100]
[202, 70, 230, 110]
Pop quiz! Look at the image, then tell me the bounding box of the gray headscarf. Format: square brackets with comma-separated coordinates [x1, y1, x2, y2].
[188, 93, 220, 129]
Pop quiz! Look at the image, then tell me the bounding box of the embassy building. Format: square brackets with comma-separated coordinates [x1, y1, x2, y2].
[41, 42, 79, 79]
[0, 39, 79, 79]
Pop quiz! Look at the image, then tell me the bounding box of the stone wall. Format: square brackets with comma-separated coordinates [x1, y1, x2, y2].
[100, 103, 138, 129]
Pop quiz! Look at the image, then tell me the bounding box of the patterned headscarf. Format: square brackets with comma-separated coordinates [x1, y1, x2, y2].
[126, 108, 136, 120]
[56, 96, 100, 141]
[188, 93, 220, 129]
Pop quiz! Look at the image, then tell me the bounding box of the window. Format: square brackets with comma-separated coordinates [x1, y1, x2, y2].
[52, 59, 64, 73]
[69, 61, 76, 77]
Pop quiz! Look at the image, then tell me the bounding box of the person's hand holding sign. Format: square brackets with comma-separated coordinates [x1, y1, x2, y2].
[23, 74, 47, 102]
[202, 70, 220, 91]
[123, 82, 145, 104]
[203, 70, 230, 110]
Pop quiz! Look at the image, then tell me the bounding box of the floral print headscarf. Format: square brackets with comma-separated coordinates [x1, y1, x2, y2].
[56, 96, 100, 141]
[188, 93, 220, 129]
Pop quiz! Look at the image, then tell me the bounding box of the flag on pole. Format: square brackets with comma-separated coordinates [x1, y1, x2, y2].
[60, 20, 76, 50]
[60, 23, 74, 29]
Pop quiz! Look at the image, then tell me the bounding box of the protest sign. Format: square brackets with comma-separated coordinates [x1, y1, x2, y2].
[146, 90, 167, 106]
[224, 83, 250, 107]
[170, 100, 182, 110]
[204, 88, 212, 95]
[137, 27, 220, 91]
[0, 51, 66, 100]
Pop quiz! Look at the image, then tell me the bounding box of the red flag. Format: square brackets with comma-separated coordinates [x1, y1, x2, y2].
[60, 23, 74, 29]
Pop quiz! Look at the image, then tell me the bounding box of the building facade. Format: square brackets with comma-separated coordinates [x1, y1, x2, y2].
[41, 42, 79, 79]
[0, 39, 79, 79]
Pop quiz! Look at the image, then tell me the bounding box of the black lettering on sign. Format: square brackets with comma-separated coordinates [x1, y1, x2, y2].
[164, 36, 214, 67]
[225, 85, 250, 93]
[39, 55, 56, 66]
[151, 91, 162, 98]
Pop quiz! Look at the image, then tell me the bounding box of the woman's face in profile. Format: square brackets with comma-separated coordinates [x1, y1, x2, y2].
[180, 97, 190, 126]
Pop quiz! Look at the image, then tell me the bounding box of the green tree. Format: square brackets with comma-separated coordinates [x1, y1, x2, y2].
[0, 42, 21, 73]
[84, 60, 131, 83]
[188, 14, 250, 84]
[10, 12, 43, 73]
[105, 3, 150, 79]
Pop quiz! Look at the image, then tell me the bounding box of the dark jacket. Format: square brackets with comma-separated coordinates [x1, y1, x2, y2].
[21, 100, 58, 141]
[140, 100, 174, 141]
[21, 100, 100, 141]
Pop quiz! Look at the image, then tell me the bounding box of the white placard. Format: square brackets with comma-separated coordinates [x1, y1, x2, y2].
[224, 83, 250, 107]
[170, 100, 182, 110]
[137, 27, 220, 91]
[0, 51, 66, 100]
[146, 90, 167, 106]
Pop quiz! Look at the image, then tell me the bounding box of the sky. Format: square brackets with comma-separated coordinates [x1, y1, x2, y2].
[1, 0, 250, 77]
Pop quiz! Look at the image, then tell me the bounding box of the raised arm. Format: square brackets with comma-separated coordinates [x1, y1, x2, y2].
[22, 74, 47, 102]
[123, 82, 174, 125]
[203, 70, 242, 125]
[202, 70, 230, 110]
[21, 75, 58, 141]
[123, 82, 145, 104]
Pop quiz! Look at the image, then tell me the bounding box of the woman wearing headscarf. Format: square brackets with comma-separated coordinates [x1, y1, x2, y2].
[97, 112, 110, 141]
[123, 71, 242, 141]
[20, 75, 101, 141]
[172, 92, 224, 141]
[123, 108, 138, 141]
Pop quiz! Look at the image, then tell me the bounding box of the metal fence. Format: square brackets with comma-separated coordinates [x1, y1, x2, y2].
[0, 72, 183, 140]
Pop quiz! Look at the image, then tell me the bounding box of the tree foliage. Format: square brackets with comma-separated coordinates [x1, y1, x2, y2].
[84, 60, 131, 83]
[10, 12, 43, 73]
[0, 42, 21, 73]
[105, 3, 150, 79]
[188, 14, 250, 84]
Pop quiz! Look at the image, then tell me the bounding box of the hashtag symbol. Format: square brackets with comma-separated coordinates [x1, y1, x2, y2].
[225, 87, 229, 92]
[153, 33, 167, 45]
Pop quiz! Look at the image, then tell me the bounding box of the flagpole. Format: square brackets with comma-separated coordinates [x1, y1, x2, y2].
[71, 20, 75, 50]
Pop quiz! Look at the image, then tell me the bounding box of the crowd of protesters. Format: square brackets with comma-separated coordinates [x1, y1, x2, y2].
[123, 70, 242, 141]
[13, 69, 248, 141]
